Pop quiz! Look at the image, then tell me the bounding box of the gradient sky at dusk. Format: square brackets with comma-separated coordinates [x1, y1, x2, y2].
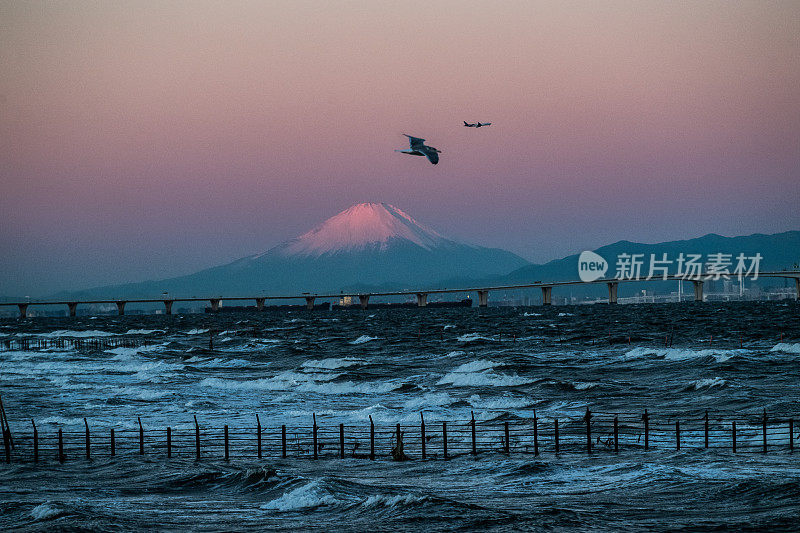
[2, 1, 799, 295]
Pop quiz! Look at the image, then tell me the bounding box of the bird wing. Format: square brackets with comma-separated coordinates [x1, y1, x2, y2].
[403, 134, 426, 148]
[420, 146, 439, 164]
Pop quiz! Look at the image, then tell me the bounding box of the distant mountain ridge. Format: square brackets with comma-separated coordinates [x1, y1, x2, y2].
[497, 231, 800, 285]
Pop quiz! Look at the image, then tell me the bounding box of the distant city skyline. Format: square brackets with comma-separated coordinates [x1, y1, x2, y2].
[2, 1, 798, 295]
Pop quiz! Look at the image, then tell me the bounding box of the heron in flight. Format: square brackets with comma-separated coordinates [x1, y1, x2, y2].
[395, 134, 441, 165]
[464, 121, 491, 128]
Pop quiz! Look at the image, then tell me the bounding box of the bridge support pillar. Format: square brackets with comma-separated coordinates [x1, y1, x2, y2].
[416, 293, 428, 307]
[607, 282, 618, 304]
[210, 298, 221, 312]
[359, 295, 369, 309]
[116, 301, 126, 315]
[477, 290, 488, 307]
[163, 300, 174, 315]
[18, 303, 28, 318]
[305, 297, 315, 310]
[255, 298, 265, 311]
[692, 280, 704, 302]
[541, 286, 552, 305]
[68, 302, 78, 317]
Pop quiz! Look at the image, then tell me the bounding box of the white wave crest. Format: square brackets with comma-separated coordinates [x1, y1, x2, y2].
[361, 493, 428, 508]
[185, 328, 209, 335]
[301, 358, 363, 370]
[451, 359, 499, 373]
[622, 346, 739, 363]
[30, 503, 62, 521]
[437, 371, 532, 388]
[200, 374, 396, 395]
[468, 394, 532, 409]
[261, 481, 339, 511]
[350, 335, 378, 344]
[36, 330, 117, 338]
[457, 333, 494, 342]
[523, 312, 542, 317]
[690, 377, 727, 390]
[771, 343, 800, 354]
[124, 329, 164, 335]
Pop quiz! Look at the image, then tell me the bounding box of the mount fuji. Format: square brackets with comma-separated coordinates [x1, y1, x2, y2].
[64, 203, 529, 299]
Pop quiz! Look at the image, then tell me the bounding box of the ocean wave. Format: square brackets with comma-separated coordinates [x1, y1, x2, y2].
[35, 329, 117, 338]
[350, 335, 378, 344]
[770, 343, 800, 354]
[361, 493, 429, 508]
[558, 313, 574, 317]
[403, 392, 454, 410]
[468, 394, 533, 409]
[185, 328, 209, 335]
[688, 377, 727, 390]
[457, 333, 495, 343]
[445, 350, 466, 357]
[261, 481, 339, 511]
[30, 503, 65, 521]
[523, 312, 542, 317]
[622, 346, 740, 363]
[124, 329, 164, 335]
[451, 359, 499, 373]
[185, 356, 256, 368]
[105, 344, 167, 357]
[301, 358, 363, 370]
[437, 371, 532, 388]
[200, 374, 397, 395]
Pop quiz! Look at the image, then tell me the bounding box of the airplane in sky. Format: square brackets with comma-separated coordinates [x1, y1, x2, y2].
[463, 121, 492, 128]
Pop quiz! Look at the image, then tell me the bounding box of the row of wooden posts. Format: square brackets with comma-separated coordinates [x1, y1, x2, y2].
[3, 408, 797, 465]
[1, 336, 146, 352]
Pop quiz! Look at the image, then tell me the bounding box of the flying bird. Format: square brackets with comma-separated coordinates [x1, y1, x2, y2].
[395, 134, 441, 165]
[464, 121, 492, 128]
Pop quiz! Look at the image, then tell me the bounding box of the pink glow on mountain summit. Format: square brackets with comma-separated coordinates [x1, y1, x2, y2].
[280, 203, 447, 257]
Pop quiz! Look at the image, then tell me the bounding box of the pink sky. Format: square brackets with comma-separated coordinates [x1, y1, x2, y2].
[1, 1, 798, 294]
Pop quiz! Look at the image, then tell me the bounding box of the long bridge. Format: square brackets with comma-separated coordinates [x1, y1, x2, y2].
[2, 271, 799, 318]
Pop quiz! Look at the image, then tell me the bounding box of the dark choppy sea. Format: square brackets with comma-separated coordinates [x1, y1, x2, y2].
[1, 302, 799, 531]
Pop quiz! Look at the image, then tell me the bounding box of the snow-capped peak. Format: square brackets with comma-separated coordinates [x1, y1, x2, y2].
[280, 203, 447, 257]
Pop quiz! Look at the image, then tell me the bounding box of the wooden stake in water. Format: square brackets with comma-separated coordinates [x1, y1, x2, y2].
[470, 411, 477, 456]
[84, 418, 90, 460]
[369, 416, 375, 461]
[339, 423, 344, 459]
[312, 413, 318, 460]
[224, 425, 229, 460]
[138, 417, 144, 455]
[31, 420, 38, 463]
[421, 414, 426, 460]
[256, 414, 261, 459]
[58, 429, 64, 463]
[584, 408, 592, 455]
[442, 421, 448, 460]
[194, 415, 200, 460]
